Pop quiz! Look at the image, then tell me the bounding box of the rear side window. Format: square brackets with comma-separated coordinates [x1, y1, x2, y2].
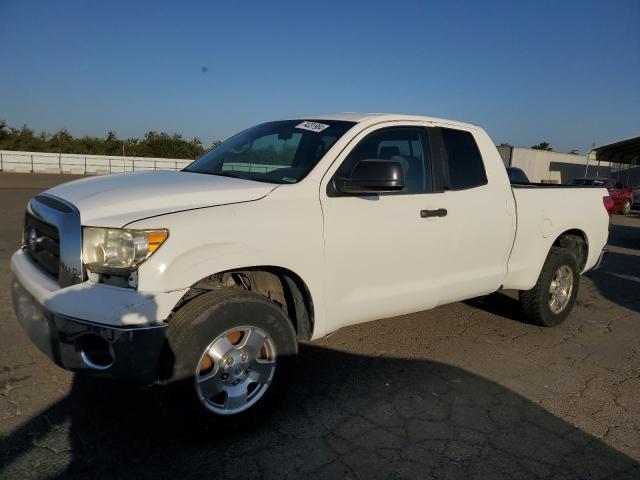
[441, 128, 487, 190]
[507, 167, 529, 184]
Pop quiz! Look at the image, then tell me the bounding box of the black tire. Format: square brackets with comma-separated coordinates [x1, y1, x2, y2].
[519, 247, 580, 327]
[161, 288, 298, 427]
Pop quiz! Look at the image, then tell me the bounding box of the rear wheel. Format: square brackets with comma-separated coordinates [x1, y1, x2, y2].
[163, 288, 298, 425]
[519, 247, 580, 326]
[622, 200, 631, 215]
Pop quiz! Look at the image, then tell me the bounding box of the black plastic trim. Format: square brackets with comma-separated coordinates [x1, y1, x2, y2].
[426, 127, 449, 192]
[420, 208, 448, 218]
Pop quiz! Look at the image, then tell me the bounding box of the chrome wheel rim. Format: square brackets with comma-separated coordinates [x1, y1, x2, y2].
[623, 201, 631, 214]
[548, 265, 574, 314]
[195, 326, 276, 415]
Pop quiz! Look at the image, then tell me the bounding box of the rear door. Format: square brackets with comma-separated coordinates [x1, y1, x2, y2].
[426, 126, 516, 304]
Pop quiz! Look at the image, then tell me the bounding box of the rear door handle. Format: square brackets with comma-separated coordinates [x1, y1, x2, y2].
[420, 208, 447, 218]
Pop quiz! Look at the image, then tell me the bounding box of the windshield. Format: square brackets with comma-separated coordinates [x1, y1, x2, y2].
[185, 120, 356, 184]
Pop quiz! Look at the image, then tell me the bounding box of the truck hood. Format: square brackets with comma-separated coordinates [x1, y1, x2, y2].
[43, 170, 278, 227]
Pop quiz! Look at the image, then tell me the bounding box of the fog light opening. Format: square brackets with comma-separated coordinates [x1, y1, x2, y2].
[76, 334, 114, 370]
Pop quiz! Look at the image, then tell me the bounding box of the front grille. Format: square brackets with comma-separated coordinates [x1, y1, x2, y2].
[24, 212, 60, 279]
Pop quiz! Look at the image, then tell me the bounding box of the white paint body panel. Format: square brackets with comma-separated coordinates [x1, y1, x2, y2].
[44, 170, 276, 227]
[12, 113, 609, 336]
[503, 187, 609, 290]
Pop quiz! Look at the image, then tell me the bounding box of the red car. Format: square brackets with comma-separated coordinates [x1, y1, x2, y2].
[568, 177, 634, 215]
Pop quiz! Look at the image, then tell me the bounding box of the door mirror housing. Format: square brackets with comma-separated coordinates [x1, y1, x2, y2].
[335, 159, 405, 194]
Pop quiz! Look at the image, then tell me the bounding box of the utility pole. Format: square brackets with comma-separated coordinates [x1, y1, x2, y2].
[584, 142, 596, 178]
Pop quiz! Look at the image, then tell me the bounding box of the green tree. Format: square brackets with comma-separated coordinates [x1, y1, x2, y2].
[531, 142, 553, 151]
[0, 120, 211, 159]
[103, 131, 122, 156]
[49, 129, 74, 153]
[0, 119, 7, 144]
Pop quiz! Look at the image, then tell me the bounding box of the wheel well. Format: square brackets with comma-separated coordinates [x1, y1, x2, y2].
[173, 267, 314, 341]
[552, 229, 588, 271]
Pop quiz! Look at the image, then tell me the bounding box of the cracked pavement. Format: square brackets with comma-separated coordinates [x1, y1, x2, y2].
[0, 173, 639, 479]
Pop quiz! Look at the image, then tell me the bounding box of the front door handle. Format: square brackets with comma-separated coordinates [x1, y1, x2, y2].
[420, 208, 447, 218]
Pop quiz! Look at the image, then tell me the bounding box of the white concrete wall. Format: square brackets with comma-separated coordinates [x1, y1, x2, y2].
[0, 150, 193, 175]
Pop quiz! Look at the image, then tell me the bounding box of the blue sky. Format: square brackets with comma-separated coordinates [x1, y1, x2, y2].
[1, 0, 639, 153]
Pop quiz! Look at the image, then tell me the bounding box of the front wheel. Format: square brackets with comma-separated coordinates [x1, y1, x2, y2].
[162, 288, 298, 425]
[622, 200, 631, 215]
[519, 247, 580, 327]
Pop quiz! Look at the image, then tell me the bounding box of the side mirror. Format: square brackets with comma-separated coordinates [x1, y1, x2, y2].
[335, 159, 405, 194]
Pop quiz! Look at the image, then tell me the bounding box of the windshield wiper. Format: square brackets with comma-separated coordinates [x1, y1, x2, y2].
[189, 170, 285, 185]
[208, 172, 246, 179]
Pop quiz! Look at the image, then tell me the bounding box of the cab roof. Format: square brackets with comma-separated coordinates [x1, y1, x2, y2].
[284, 112, 479, 130]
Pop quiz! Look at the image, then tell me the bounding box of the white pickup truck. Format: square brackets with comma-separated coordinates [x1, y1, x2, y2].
[12, 113, 609, 421]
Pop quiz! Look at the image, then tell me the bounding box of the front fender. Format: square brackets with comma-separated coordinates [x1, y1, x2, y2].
[127, 192, 329, 337]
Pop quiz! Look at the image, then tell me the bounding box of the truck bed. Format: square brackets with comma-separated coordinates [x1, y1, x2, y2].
[503, 185, 609, 290]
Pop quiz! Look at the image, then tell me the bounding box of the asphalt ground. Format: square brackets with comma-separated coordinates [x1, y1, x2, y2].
[0, 172, 639, 479]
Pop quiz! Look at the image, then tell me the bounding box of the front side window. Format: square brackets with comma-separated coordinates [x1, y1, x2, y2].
[186, 120, 355, 184]
[335, 127, 432, 194]
[441, 128, 487, 190]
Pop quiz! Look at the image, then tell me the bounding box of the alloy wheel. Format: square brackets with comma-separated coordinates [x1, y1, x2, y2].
[195, 326, 277, 415]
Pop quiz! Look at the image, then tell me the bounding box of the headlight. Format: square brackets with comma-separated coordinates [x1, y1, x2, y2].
[82, 227, 168, 275]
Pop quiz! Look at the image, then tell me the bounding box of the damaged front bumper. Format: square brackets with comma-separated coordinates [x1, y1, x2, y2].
[12, 278, 167, 383]
[10, 249, 185, 384]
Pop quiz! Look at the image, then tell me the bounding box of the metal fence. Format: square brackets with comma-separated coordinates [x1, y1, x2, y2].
[0, 150, 194, 175]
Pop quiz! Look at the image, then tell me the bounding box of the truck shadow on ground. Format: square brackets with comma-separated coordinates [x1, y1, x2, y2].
[587, 215, 640, 314]
[1, 345, 639, 479]
[463, 292, 527, 323]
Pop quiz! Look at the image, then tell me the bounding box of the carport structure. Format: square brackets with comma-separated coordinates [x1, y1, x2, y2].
[593, 135, 640, 185]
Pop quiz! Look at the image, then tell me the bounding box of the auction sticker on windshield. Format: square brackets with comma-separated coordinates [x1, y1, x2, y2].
[296, 121, 330, 132]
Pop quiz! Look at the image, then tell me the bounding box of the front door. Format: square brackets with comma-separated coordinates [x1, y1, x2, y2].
[320, 124, 452, 332]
